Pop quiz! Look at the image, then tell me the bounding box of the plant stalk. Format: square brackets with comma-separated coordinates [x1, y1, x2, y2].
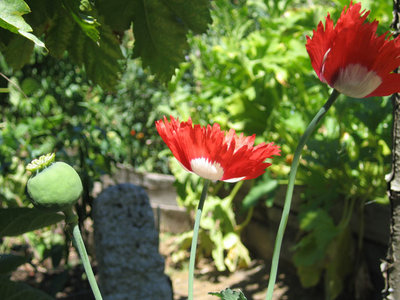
[188, 179, 210, 300]
[63, 207, 103, 300]
[265, 89, 340, 300]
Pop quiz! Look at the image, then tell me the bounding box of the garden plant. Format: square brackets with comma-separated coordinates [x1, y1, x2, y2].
[1, 0, 400, 299]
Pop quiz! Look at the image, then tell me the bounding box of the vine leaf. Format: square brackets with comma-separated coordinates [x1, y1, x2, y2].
[67, 22, 124, 90]
[0, 0, 44, 48]
[61, 0, 100, 43]
[1, 0, 212, 86]
[45, 12, 75, 58]
[96, 0, 135, 32]
[131, 0, 212, 81]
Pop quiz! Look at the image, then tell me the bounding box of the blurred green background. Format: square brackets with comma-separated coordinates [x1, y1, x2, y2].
[0, 0, 394, 299]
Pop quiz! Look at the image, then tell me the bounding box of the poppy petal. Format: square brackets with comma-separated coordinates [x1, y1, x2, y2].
[156, 116, 280, 182]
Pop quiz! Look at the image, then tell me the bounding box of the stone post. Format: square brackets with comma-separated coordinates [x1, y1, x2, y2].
[93, 183, 172, 300]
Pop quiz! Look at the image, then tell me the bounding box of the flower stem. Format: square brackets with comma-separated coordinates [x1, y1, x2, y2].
[265, 89, 340, 300]
[188, 179, 210, 300]
[63, 207, 103, 300]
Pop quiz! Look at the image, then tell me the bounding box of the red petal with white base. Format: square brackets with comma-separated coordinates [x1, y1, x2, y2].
[155, 116, 280, 182]
[306, 2, 400, 98]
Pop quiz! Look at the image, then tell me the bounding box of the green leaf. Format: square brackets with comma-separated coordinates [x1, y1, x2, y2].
[45, 12, 75, 58]
[211, 230, 226, 271]
[21, 77, 41, 96]
[3, 34, 34, 70]
[325, 226, 354, 300]
[99, 0, 211, 33]
[0, 0, 45, 47]
[222, 232, 239, 250]
[293, 210, 337, 285]
[0, 279, 53, 300]
[61, 0, 100, 43]
[157, 1, 211, 34]
[0, 207, 64, 237]
[209, 288, 247, 300]
[96, 0, 135, 32]
[296, 265, 323, 288]
[293, 210, 339, 267]
[67, 22, 124, 90]
[242, 177, 278, 210]
[131, 0, 211, 81]
[0, 254, 29, 274]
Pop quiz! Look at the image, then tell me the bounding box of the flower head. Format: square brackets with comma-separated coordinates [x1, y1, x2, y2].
[306, 1, 400, 98]
[155, 116, 280, 182]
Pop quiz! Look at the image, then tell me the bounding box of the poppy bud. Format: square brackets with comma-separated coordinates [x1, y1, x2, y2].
[27, 162, 83, 211]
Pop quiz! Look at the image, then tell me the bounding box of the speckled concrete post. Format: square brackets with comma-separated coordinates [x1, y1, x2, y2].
[93, 183, 172, 300]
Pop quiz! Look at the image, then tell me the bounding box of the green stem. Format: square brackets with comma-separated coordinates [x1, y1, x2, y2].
[63, 207, 103, 300]
[236, 206, 254, 234]
[265, 89, 340, 300]
[188, 179, 210, 300]
[341, 197, 356, 228]
[357, 200, 364, 252]
[227, 180, 244, 205]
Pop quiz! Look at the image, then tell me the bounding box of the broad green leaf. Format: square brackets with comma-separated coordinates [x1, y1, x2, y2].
[209, 288, 247, 300]
[67, 23, 124, 90]
[154, 1, 211, 34]
[293, 209, 343, 288]
[3, 34, 34, 70]
[96, 0, 135, 32]
[293, 210, 339, 267]
[0, 207, 64, 237]
[45, 12, 75, 58]
[99, 0, 211, 34]
[131, 0, 212, 81]
[0, 279, 53, 300]
[61, 0, 100, 43]
[0, 254, 29, 274]
[0, 0, 44, 47]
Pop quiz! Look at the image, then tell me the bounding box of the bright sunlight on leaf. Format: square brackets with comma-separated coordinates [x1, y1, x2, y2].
[0, 0, 45, 48]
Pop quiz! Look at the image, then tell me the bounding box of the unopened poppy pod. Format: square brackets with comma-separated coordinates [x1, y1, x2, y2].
[155, 116, 280, 182]
[306, 1, 400, 98]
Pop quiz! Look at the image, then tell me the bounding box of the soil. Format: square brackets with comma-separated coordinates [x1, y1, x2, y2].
[9, 232, 323, 300]
[159, 233, 323, 300]
[165, 259, 322, 300]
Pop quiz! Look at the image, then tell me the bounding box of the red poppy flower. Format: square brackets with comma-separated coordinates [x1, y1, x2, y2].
[306, 1, 400, 98]
[155, 116, 280, 182]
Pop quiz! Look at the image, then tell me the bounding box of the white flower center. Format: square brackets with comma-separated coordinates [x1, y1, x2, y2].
[333, 64, 382, 98]
[190, 157, 224, 181]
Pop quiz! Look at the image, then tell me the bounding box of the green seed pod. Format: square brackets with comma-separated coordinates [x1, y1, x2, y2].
[27, 162, 83, 211]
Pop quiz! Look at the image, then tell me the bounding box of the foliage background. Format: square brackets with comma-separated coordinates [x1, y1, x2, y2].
[0, 0, 394, 299]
